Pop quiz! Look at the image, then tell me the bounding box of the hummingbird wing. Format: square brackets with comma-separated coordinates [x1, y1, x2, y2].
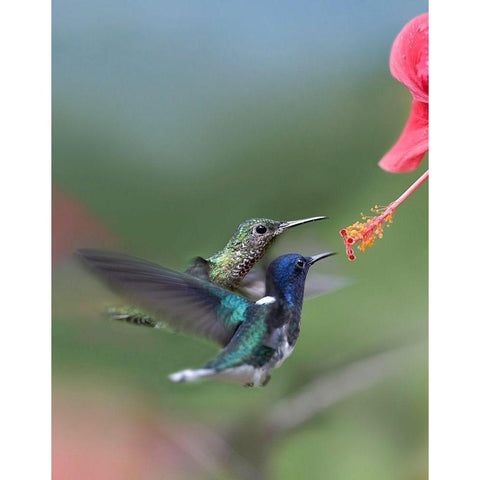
[204, 303, 276, 371]
[77, 249, 251, 346]
[236, 268, 266, 300]
[303, 272, 353, 298]
[240, 266, 352, 300]
[185, 256, 211, 282]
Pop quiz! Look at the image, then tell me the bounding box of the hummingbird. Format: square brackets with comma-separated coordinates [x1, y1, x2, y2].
[187, 216, 328, 289]
[108, 215, 328, 324]
[77, 249, 336, 387]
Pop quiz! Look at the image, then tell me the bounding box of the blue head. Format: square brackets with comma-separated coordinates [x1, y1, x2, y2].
[265, 253, 336, 307]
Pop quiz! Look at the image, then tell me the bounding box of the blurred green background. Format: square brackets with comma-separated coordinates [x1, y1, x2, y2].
[52, 2, 428, 479]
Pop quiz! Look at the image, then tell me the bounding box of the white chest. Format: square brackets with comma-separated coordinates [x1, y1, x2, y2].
[272, 339, 295, 368]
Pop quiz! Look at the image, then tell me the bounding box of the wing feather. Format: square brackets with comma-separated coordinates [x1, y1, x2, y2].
[77, 249, 251, 346]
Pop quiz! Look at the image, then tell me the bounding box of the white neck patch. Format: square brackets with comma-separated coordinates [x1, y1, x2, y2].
[255, 296, 276, 305]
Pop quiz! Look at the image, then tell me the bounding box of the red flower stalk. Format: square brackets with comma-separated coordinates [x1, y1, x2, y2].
[378, 13, 429, 173]
[340, 170, 428, 260]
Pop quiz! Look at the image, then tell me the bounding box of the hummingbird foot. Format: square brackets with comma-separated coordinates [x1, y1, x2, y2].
[106, 306, 158, 327]
[243, 372, 271, 387]
[260, 374, 271, 387]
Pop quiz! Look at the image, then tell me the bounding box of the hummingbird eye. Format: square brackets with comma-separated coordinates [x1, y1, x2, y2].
[255, 225, 268, 235]
[296, 258, 305, 268]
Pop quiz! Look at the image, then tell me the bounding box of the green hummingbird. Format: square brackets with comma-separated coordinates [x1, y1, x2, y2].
[188, 216, 328, 289]
[108, 215, 328, 325]
[77, 249, 336, 387]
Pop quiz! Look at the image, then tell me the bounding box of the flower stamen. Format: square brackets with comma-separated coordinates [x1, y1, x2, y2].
[339, 170, 428, 260]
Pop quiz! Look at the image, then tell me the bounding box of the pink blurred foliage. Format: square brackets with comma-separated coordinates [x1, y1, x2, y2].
[378, 12, 429, 173]
[52, 388, 226, 480]
[52, 186, 115, 266]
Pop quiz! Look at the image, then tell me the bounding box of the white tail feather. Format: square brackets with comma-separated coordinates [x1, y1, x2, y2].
[168, 368, 216, 383]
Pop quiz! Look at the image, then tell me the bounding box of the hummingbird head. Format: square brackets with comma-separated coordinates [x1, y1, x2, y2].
[265, 252, 336, 305]
[209, 216, 329, 289]
[229, 216, 328, 256]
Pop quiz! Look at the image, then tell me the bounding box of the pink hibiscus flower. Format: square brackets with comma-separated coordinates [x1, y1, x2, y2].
[378, 13, 429, 173]
[340, 13, 429, 259]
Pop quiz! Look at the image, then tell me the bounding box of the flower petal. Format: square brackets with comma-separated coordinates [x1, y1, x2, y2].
[378, 100, 428, 173]
[52, 186, 114, 264]
[390, 13, 429, 103]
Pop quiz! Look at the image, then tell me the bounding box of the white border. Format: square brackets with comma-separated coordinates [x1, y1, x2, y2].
[430, 1, 480, 478]
[1, 1, 51, 478]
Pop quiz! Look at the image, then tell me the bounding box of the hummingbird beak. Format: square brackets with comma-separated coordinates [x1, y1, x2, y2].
[308, 252, 337, 265]
[279, 215, 328, 230]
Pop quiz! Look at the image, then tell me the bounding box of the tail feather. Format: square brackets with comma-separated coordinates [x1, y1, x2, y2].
[168, 368, 216, 383]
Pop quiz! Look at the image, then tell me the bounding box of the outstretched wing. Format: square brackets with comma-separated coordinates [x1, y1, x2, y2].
[205, 303, 277, 371]
[185, 256, 211, 282]
[77, 249, 251, 346]
[240, 266, 352, 300]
